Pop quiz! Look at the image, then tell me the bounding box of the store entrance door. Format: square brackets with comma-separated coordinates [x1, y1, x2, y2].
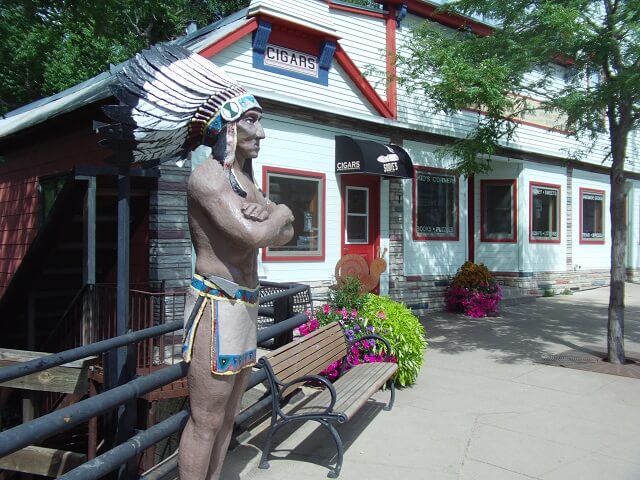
[340, 175, 380, 281]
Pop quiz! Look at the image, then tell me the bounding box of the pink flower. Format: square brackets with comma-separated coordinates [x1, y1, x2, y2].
[377, 311, 386, 320]
[323, 304, 331, 314]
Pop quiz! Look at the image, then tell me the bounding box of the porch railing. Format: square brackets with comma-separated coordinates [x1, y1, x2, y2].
[0, 282, 310, 480]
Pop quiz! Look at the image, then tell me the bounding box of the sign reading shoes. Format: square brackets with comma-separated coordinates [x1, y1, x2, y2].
[264, 44, 318, 77]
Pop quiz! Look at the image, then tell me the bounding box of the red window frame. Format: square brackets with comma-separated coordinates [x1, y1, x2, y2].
[480, 179, 518, 243]
[261, 166, 326, 261]
[579, 187, 605, 245]
[412, 166, 459, 241]
[529, 182, 561, 244]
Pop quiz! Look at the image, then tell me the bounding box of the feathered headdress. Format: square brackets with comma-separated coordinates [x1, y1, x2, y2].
[98, 44, 261, 197]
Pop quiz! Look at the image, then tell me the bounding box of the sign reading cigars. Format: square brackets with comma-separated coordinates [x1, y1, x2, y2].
[264, 44, 319, 77]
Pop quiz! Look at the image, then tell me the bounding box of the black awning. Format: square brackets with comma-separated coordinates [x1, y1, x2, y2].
[335, 135, 414, 179]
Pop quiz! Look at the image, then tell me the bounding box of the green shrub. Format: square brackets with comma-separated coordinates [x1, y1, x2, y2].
[330, 276, 366, 311]
[543, 288, 555, 297]
[361, 294, 427, 387]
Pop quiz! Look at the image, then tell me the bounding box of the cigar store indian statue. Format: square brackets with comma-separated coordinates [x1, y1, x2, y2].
[99, 44, 294, 480]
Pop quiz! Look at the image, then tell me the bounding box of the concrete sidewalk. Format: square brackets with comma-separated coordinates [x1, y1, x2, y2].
[222, 284, 640, 480]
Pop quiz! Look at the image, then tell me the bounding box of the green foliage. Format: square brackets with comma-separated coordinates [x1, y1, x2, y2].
[330, 276, 366, 312]
[0, 0, 250, 114]
[450, 261, 496, 291]
[395, 0, 640, 176]
[562, 288, 573, 296]
[543, 288, 555, 298]
[361, 294, 427, 387]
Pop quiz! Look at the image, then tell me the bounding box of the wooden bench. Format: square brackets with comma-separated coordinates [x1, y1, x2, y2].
[257, 322, 398, 478]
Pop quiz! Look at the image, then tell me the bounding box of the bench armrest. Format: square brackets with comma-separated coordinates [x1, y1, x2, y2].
[280, 374, 338, 415]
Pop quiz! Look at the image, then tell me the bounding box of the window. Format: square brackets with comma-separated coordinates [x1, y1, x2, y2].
[481, 179, 517, 242]
[262, 167, 325, 260]
[38, 173, 69, 227]
[413, 167, 459, 240]
[530, 182, 561, 243]
[345, 187, 368, 243]
[580, 188, 605, 244]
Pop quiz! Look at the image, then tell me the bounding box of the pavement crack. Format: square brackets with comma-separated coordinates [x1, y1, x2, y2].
[457, 414, 479, 479]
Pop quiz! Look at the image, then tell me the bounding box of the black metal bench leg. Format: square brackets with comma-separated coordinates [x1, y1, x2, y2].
[259, 420, 286, 470]
[317, 419, 344, 478]
[383, 380, 395, 411]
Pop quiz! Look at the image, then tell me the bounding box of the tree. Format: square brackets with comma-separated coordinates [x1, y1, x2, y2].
[395, 0, 639, 364]
[0, 0, 250, 115]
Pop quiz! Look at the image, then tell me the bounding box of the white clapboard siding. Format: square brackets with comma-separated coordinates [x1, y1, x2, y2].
[212, 36, 378, 116]
[628, 130, 640, 174]
[520, 162, 568, 272]
[401, 140, 467, 276]
[330, 10, 388, 101]
[248, 0, 336, 36]
[473, 162, 522, 272]
[627, 182, 640, 269]
[394, 14, 616, 171]
[254, 113, 389, 283]
[571, 170, 611, 270]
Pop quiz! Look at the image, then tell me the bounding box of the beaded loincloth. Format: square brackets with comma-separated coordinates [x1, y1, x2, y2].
[182, 274, 259, 375]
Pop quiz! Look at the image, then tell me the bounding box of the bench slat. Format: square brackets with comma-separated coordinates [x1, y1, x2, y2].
[274, 340, 345, 381]
[265, 324, 346, 377]
[295, 362, 397, 421]
[334, 364, 397, 419]
[267, 322, 343, 361]
[269, 328, 345, 373]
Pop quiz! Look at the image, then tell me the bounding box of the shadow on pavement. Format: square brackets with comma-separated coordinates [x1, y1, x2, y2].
[421, 284, 640, 365]
[223, 399, 387, 478]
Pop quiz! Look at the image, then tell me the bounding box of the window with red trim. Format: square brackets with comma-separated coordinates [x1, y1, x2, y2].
[580, 188, 605, 244]
[262, 167, 325, 261]
[530, 182, 561, 243]
[413, 167, 459, 241]
[481, 179, 517, 243]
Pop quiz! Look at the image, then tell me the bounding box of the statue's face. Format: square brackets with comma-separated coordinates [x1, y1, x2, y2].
[235, 109, 265, 160]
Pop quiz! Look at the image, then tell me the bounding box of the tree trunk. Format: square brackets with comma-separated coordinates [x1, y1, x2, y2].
[607, 121, 629, 365]
[608, 163, 626, 364]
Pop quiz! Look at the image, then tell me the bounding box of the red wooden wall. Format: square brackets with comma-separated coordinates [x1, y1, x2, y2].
[0, 109, 150, 298]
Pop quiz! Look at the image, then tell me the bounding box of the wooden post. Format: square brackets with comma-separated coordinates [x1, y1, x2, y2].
[104, 164, 136, 480]
[88, 378, 98, 461]
[83, 176, 97, 345]
[23, 293, 36, 480]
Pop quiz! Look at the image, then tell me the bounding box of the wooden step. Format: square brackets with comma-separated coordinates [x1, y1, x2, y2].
[0, 349, 97, 394]
[0, 446, 85, 477]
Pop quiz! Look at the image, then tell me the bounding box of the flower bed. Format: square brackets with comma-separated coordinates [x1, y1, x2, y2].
[297, 277, 426, 387]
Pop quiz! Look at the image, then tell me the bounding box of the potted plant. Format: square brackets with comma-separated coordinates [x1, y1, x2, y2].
[445, 261, 502, 318]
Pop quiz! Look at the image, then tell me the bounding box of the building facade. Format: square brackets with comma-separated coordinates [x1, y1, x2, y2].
[1, 0, 639, 317]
